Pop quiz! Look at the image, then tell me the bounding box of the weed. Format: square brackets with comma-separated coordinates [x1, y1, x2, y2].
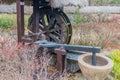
[0, 35, 68, 80]
[70, 22, 120, 49]
[109, 50, 120, 80]
[0, 14, 30, 31]
[74, 10, 87, 25]
[25, 14, 30, 27]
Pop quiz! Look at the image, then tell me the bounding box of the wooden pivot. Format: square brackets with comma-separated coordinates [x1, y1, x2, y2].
[54, 47, 66, 74]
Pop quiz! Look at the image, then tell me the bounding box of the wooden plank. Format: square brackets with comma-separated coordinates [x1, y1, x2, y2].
[35, 41, 100, 53]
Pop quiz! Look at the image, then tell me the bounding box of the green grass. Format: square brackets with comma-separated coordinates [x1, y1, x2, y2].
[73, 11, 87, 25]
[0, 14, 30, 31]
[94, 0, 120, 4]
[24, 15, 31, 27]
[110, 0, 120, 4]
[0, 14, 14, 30]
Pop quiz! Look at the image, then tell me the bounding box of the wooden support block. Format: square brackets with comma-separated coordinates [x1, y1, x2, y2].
[54, 47, 66, 74]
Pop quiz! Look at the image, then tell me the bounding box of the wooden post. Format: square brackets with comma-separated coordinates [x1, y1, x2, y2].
[32, 0, 40, 41]
[16, 0, 24, 43]
[54, 47, 66, 74]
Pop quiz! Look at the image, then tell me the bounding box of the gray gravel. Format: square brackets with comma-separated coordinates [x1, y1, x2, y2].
[0, 3, 33, 14]
[80, 6, 120, 14]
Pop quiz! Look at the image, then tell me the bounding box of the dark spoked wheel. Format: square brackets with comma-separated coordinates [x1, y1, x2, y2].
[28, 8, 72, 44]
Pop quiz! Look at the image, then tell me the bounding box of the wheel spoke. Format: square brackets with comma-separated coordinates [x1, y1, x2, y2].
[48, 18, 56, 30]
[39, 23, 45, 31]
[50, 28, 60, 33]
[51, 31, 61, 37]
[50, 24, 62, 32]
[49, 34, 61, 43]
[39, 18, 47, 29]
